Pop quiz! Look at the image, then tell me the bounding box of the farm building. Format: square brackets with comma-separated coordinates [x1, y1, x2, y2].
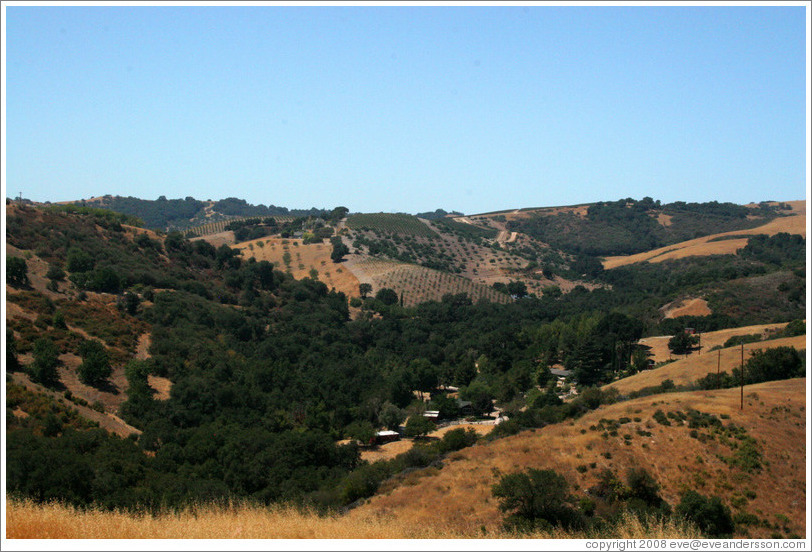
[423, 410, 440, 421]
[456, 399, 474, 417]
[550, 367, 572, 378]
[372, 430, 400, 445]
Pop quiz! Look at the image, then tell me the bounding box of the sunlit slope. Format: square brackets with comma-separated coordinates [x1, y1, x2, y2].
[638, 322, 793, 364]
[605, 335, 806, 394]
[235, 237, 361, 299]
[348, 379, 806, 538]
[603, 202, 806, 269]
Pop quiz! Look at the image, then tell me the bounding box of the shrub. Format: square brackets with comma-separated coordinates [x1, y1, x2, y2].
[46, 264, 66, 281]
[676, 490, 735, 537]
[438, 427, 478, 453]
[653, 410, 670, 426]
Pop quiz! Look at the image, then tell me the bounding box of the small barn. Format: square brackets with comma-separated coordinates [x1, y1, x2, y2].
[456, 399, 474, 417]
[372, 430, 400, 445]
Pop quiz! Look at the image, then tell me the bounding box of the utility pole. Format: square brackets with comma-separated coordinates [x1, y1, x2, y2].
[740, 343, 744, 410]
[717, 349, 721, 388]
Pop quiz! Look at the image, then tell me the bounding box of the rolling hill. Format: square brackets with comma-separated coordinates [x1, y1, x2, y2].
[5, 196, 806, 540]
[602, 200, 806, 269]
[347, 378, 807, 539]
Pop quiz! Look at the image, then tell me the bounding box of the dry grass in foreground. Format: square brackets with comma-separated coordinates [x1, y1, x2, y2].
[5, 498, 701, 540]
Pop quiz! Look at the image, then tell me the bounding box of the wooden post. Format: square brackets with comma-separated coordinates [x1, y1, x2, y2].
[740, 343, 744, 410]
[717, 349, 721, 387]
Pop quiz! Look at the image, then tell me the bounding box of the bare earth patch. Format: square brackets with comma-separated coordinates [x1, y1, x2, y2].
[660, 297, 712, 319]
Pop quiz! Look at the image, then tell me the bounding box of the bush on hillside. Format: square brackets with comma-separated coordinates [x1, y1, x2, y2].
[675, 491, 734, 537]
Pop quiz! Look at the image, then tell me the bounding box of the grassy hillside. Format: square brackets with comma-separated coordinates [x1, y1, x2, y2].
[606, 334, 806, 394]
[603, 201, 806, 269]
[348, 379, 807, 539]
[5, 498, 699, 539]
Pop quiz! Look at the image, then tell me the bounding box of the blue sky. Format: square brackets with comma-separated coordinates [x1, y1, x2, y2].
[3, 3, 808, 215]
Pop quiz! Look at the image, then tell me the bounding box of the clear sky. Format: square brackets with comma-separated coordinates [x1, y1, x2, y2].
[3, 2, 808, 215]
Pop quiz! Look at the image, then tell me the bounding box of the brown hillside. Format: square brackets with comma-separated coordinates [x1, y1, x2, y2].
[661, 297, 712, 318]
[603, 207, 806, 269]
[235, 237, 360, 299]
[606, 335, 806, 394]
[348, 379, 807, 538]
[638, 323, 793, 364]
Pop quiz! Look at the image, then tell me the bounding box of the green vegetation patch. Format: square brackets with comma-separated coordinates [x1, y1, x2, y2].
[346, 213, 437, 237]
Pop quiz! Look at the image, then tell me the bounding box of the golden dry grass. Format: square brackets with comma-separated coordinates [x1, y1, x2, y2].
[350, 379, 806, 538]
[661, 297, 712, 319]
[5, 498, 700, 540]
[357, 423, 496, 463]
[605, 334, 806, 393]
[637, 323, 794, 364]
[237, 237, 360, 298]
[603, 209, 806, 269]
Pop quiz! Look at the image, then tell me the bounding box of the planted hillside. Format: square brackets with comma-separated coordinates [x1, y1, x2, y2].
[346, 213, 438, 237]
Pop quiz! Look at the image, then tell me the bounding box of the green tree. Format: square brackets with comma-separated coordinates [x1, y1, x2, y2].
[492, 468, 584, 531]
[358, 283, 373, 299]
[378, 402, 404, 431]
[572, 340, 606, 386]
[404, 414, 435, 439]
[346, 421, 375, 446]
[330, 237, 349, 263]
[375, 287, 399, 306]
[30, 337, 60, 387]
[7, 257, 29, 287]
[6, 328, 20, 372]
[66, 247, 95, 273]
[743, 346, 803, 384]
[77, 340, 112, 387]
[46, 263, 66, 281]
[507, 281, 528, 298]
[118, 292, 141, 316]
[52, 311, 67, 330]
[409, 358, 438, 400]
[460, 381, 494, 417]
[668, 331, 698, 355]
[86, 267, 121, 293]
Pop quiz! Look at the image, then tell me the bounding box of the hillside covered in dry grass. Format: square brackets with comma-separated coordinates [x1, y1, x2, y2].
[5, 198, 806, 541]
